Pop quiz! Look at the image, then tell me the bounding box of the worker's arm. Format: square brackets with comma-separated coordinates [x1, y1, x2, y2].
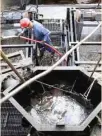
[43, 33, 50, 42]
[40, 25, 51, 43]
[40, 33, 51, 45]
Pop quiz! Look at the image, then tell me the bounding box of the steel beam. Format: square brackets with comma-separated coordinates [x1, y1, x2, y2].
[37, 4, 102, 9]
[80, 23, 99, 27]
[0, 50, 25, 61]
[1, 44, 64, 50]
[70, 42, 102, 45]
[1, 66, 21, 74]
[1, 44, 34, 48]
[87, 68, 102, 72]
[1, 63, 19, 67]
[70, 8, 74, 42]
[1, 50, 25, 82]
[32, 66, 85, 72]
[75, 61, 102, 65]
[1, 24, 20, 29]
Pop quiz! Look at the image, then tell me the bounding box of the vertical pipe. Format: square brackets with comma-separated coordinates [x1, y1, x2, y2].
[72, 45, 75, 65]
[70, 8, 74, 42]
[60, 19, 63, 48]
[76, 46, 80, 62]
[66, 8, 71, 41]
[36, 0, 38, 14]
[72, 8, 79, 61]
[72, 8, 77, 42]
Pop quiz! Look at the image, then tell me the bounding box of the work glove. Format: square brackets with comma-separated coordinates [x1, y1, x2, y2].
[15, 28, 26, 37]
[41, 40, 45, 45]
[15, 31, 24, 37]
[15, 31, 20, 37]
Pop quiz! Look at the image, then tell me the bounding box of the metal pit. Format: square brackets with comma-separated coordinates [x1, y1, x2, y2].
[4, 67, 101, 132]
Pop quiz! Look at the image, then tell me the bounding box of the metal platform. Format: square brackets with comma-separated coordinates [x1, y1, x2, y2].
[1, 101, 29, 136]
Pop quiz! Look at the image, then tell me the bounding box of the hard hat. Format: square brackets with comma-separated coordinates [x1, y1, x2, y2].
[20, 18, 30, 28]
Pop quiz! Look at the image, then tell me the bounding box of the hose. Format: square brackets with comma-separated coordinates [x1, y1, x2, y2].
[20, 36, 63, 57]
[20, 36, 67, 64]
[0, 22, 102, 104]
[20, 36, 67, 63]
[1, 35, 65, 60]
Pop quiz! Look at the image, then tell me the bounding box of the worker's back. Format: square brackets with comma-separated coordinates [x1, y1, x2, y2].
[32, 20, 50, 40]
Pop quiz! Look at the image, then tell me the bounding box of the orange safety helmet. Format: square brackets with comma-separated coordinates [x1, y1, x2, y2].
[20, 18, 30, 28]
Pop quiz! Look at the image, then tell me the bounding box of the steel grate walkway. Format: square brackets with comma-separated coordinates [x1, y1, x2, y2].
[1, 101, 29, 136]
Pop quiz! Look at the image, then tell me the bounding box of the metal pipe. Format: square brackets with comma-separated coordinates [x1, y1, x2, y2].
[0, 21, 102, 104]
[1, 44, 65, 49]
[1, 66, 21, 74]
[1, 23, 20, 29]
[87, 68, 102, 72]
[81, 23, 99, 27]
[36, 0, 38, 14]
[70, 42, 102, 45]
[0, 50, 25, 61]
[1, 63, 19, 67]
[2, 35, 18, 39]
[1, 44, 34, 48]
[70, 8, 74, 42]
[72, 45, 75, 65]
[76, 47, 80, 62]
[75, 61, 102, 65]
[0, 50, 24, 83]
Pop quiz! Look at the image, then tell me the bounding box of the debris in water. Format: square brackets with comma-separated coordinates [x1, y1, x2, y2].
[31, 87, 91, 126]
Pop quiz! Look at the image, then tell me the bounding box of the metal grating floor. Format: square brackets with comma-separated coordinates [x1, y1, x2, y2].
[1, 101, 29, 136]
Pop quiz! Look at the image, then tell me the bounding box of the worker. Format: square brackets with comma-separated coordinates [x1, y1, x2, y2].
[19, 18, 54, 56]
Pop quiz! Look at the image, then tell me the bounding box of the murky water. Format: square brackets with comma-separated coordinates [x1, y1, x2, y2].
[30, 85, 92, 126]
[31, 95, 89, 125]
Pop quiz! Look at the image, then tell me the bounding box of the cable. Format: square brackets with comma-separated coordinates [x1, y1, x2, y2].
[89, 56, 101, 80]
[83, 74, 101, 99]
[35, 80, 69, 93]
[0, 21, 102, 104]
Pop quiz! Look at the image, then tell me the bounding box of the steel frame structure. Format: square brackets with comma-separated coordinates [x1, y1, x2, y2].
[1, 4, 102, 134]
[66, 7, 101, 67]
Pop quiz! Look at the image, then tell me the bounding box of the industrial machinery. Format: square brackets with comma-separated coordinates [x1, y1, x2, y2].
[1, 3, 102, 136]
